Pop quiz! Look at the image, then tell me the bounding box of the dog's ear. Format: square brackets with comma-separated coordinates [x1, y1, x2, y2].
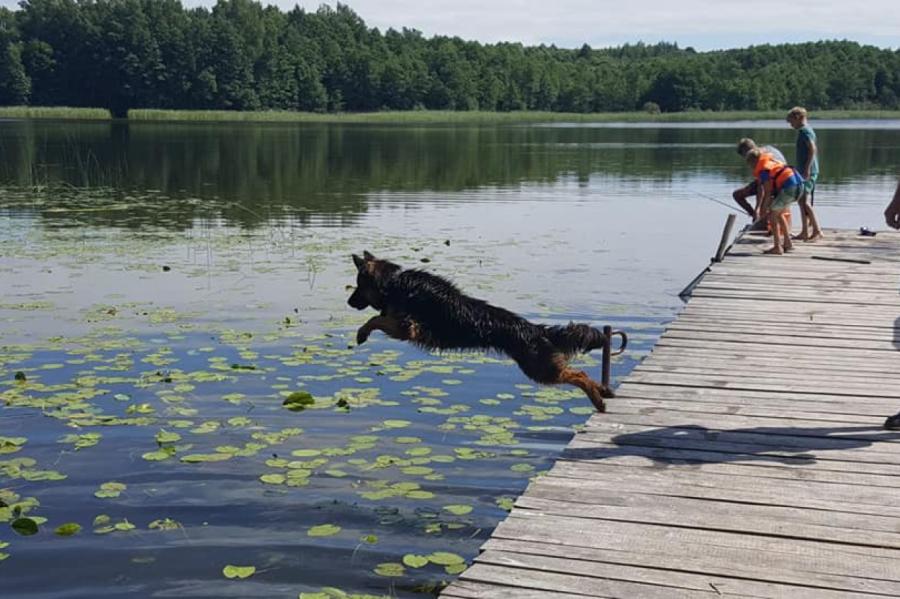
[352, 254, 365, 271]
[363, 250, 376, 262]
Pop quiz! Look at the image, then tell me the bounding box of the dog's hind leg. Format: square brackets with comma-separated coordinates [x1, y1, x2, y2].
[558, 368, 611, 413]
[356, 315, 416, 345]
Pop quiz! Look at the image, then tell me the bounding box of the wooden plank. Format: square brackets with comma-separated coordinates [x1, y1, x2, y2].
[579, 418, 900, 458]
[623, 370, 900, 398]
[545, 461, 900, 516]
[458, 563, 716, 598]
[514, 494, 900, 550]
[443, 580, 601, 599]
[658, 329, 900, 352]
[611, 397, 888, 424]
[563, 438, 900, 481]
[473, 550, 846, 599]
[615, 381, 900, 412]
[479, 539, 900, 598]
[665, 321, 900, 343]
[493, 513, 900, 581]
[633, 364, 900, 387]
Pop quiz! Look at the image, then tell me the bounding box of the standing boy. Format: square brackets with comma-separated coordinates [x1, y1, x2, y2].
[787, 107, 823, 241]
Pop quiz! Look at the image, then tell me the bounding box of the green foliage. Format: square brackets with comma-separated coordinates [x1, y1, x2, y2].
[0, 2, 898, 114]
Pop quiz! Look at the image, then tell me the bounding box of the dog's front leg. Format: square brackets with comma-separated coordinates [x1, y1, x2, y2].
[356, 315, 411, 345]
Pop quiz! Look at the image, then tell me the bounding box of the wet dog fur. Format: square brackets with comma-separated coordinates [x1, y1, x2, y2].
[347, 251, 614, 411]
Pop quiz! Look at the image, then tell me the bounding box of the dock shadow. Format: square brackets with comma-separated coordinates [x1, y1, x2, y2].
[566, 423, 900, 467]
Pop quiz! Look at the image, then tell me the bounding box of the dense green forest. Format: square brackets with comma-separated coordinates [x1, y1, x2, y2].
[1, 0, 898, 117]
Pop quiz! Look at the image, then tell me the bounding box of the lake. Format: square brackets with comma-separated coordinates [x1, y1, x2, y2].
[1, 119, 898, 598]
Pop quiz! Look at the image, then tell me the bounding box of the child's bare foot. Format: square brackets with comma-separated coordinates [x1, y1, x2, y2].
[783, 243, 795, 252]
[792, 233, 808, 241]
[763, 247, 783, 255]
[807, 232, 823, 242]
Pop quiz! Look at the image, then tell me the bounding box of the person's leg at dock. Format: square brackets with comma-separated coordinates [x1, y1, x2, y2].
[764, 209, 786, 254]
[795, 179, 823, 241]
[733, 181, 757, 218]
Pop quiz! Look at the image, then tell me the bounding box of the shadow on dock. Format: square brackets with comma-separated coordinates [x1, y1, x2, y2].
[566, 424, 900, 466]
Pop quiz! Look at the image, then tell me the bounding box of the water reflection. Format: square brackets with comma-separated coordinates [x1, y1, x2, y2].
[1, 121, 899, 230]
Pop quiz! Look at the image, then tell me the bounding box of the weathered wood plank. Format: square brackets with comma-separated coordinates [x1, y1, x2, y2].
[514, 494, 900, 550]
[493, 513, 900, 580]
[479, 539, 900, 598]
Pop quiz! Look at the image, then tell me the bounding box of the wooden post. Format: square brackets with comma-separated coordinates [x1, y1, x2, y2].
[713, 213, 737, 263]
[601, 325, 612, 391]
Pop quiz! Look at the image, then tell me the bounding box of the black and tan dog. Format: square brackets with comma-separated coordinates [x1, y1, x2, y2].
[347, 251, 624, 412]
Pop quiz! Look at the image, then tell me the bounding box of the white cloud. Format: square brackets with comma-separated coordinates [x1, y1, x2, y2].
[2, 0, 897, 50]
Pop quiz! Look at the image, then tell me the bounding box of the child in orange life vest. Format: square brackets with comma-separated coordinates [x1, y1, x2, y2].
[746, 148, 803, 254]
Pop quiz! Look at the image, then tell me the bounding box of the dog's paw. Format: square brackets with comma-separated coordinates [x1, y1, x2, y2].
[355, 327, 371, 345]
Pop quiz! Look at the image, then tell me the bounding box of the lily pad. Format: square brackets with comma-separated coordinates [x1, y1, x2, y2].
[307, 524, 341, 537]
[11, 517, 38, 536]
[443, 504, 473, 516]
[155, 430, 181, 444]
[222, 564, 256, 579]
[94, 481, 127, 499]
[402, 554, 429, 568]
[54, 523, 82, 536]
[427, 551, 465, 566]
[373, 562, 404, 577]
[283, 391, 315, 411]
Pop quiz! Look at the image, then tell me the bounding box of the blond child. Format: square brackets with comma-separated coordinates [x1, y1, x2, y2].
[787, 107, 823, 241]
[746, 149, 802, 254]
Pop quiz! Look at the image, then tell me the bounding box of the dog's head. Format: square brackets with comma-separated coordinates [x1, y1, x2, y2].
[347, 251, 400, 311]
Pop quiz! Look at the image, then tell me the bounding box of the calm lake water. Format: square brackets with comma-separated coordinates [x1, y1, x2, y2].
[1, 119, 899, 598]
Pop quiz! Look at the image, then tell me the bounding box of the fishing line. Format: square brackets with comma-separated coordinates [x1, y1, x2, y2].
[693, 190, 745, 214]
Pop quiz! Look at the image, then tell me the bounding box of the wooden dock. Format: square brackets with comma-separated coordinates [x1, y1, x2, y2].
[442, 229, 900, 599]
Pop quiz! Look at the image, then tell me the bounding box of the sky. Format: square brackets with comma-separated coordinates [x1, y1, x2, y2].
[2, 0, 898, 51]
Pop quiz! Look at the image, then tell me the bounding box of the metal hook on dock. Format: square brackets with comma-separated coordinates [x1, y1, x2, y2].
[600, 325, 628, 393]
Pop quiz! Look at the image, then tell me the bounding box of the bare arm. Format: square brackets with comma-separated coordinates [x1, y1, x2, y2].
[885, 180, 900, 230]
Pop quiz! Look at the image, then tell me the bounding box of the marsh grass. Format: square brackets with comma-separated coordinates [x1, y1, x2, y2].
[0, 106, 112, 120]
[128, 108, 900, 124]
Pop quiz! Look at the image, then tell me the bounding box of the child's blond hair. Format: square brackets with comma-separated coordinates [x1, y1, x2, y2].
[787, 106, 808, 121]
[745, 148, 762, 166]
[736, 138, 757, 157]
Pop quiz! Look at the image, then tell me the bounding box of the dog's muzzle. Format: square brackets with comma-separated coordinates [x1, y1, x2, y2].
[347, 290, 368, 310]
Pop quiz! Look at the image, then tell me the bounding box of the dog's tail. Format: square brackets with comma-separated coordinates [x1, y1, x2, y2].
[544, 323, 607, 356]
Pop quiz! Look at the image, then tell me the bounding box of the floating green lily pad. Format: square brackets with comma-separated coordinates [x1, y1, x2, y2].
[307, 524, 341, 537]
[373, 562, 404, 577]
[222, 564, 256, 579]
[402, 554, 429, 568]
[54, 523, 82, 536]
[427, 551, 465, 566]
[443, 504, 473, 516]
[11, 517, 38, 536]
[283, 391, 315, 411]
[94, 482, 127, 499]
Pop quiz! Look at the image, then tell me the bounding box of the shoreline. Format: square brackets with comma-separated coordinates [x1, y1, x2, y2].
[3, 106, 900, 124]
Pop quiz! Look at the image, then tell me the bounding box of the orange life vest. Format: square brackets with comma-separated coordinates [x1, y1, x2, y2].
[754, 156, 797, 192]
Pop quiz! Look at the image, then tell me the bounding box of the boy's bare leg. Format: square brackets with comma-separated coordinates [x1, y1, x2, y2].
[781, 211, 794, 251]
[763, 211, 784, 254]
[805, 199, 823, 241]
[794, 196, 810, 241]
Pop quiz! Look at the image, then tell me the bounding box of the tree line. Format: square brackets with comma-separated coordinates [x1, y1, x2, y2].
[1, 0, 898, 117]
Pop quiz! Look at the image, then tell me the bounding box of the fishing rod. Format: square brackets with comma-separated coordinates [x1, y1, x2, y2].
[694, 190, 746, 215]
